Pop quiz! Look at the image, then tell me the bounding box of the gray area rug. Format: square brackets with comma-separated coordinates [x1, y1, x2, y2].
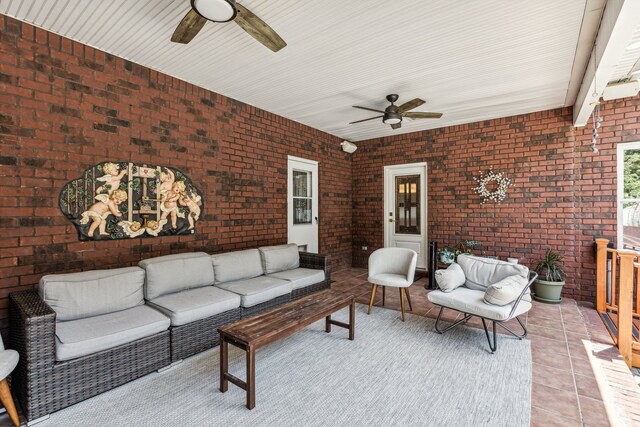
[37, 305, 531, 427]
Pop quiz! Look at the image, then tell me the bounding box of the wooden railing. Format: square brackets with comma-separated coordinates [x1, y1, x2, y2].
[595, 238, 640, 368]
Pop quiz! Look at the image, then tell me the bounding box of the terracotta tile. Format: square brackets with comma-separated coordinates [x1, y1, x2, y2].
[532, 347, 572, 371]
[575, 373, 605, 401]
[528, 324, 566, 341]
[532, 362, 576, 392]
[531, 383, 581, 421]
[566, 341, 592, 361]
[562, 321, 589, 335]
[579, 395, 610, 427]
[531, 406, 582, 427]
[528, 315, 564, 329]
[571, 356, 597, 377]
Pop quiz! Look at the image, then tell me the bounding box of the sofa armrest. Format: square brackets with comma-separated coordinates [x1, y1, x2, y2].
[507, 271, 538, 320]
[299, 252, 331, 282]
[9, 290, 57, 371]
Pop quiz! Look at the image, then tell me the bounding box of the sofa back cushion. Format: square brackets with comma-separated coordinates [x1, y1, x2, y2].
[259, 244, 300, 274]
[39, 267, 145, 321]
[457, 254, 529, 291]
[139, 252, 215, 300]
[211, 249, 264, 284]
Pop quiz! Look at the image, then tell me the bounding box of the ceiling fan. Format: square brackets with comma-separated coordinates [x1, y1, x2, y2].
[349, 94, 443, 129]
[171, 0, 286, 52]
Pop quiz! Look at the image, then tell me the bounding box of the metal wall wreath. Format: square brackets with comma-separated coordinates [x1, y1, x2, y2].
[472, 168, 512, 204]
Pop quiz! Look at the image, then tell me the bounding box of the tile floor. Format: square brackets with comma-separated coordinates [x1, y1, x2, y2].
[1, 269, 639, 426]
[330, 268, 640, 427]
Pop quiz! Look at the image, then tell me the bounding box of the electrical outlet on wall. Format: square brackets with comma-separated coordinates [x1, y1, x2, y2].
[362, 246, 368, 251]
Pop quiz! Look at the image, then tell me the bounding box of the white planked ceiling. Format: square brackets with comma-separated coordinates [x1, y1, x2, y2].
[0, 0, 590, 141]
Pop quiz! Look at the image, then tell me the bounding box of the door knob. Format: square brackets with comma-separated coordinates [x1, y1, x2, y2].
[315, 216, 318, 224]
[389, 219, 395, 223]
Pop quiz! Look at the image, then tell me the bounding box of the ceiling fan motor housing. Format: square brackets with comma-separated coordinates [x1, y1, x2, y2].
[383, 94, 401, 124]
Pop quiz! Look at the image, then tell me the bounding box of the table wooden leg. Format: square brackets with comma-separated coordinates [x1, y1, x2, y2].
[220, 336, 228, 393]
[246, 347, 255, 409]
[325, 314, 332, 333]
[349, 301, 355, 340]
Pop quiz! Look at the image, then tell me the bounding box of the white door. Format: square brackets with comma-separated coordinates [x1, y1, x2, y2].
[384, 163, 428, 269]
[287, 156, 319, 253]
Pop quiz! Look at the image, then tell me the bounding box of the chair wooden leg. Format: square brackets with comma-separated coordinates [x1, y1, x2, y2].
[0, 378, 20, 427]
[382, 286, 386, 306]
[399, 288, 406, 321]
[367, 284, 378, 315]
[405, 287, 413, 311]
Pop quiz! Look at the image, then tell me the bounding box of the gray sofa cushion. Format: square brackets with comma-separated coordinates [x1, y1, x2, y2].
[259, 244, 300, 274]
[457, 255, 529, 291]
[483, 275, 530, 306]
[211, 249, 264, 284]
[139, 252, 215, 300]
[427, 287, 532, 321]
[147, 286, 241, 326]
[267, 268, 325, 290]
[39, 267, 145, 321]
[55, 305, 170, 361]
[216, 277, 292, 308]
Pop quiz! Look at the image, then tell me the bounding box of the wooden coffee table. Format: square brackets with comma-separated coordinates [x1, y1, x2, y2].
[218, 289, 355, 409]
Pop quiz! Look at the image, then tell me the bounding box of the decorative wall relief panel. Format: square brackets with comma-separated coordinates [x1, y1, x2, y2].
[60, 162, 203, 241]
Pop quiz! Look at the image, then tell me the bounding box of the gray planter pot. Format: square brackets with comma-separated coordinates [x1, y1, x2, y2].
[533, 279, 565, 304]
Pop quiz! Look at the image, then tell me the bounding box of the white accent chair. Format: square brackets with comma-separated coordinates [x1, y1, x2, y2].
[367, 248, 418, 321]
[0, 335, 20, 427]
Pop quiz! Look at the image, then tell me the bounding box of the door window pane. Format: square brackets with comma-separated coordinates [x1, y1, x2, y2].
[293, 198, 312, 224]
[293, 170, 311, 197]
[293, 170, 312, 224]
[395, 175, 420, 234]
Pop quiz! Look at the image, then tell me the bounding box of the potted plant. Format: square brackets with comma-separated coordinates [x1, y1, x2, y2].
[438, 247, 456, 264]
[438, 240, 481, 265]
[533, 249, 565, 304]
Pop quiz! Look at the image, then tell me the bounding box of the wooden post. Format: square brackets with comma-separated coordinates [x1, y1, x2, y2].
[596, 238, 609, 312]
[617, 250, 636, 368]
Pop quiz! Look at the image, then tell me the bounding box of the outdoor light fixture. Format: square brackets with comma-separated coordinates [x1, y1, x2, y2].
[191, 0, 237, 22]
[383, 112, 402, 125]
[341, 141, 358, 153]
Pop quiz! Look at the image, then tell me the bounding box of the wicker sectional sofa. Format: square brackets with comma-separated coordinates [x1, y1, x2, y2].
[9, 244, 331, 423]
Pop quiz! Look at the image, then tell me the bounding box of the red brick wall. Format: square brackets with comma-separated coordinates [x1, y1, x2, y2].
[0, 16, 352, 327]
[352, 97, 640, 301]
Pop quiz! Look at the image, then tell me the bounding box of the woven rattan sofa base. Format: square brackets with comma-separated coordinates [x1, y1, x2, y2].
[241, 294, 292, 318]
[299, 252, 331, 281]
[170, 307, 241, 362]
[292, 280, 331, 300]
[9, 290, 171, 422]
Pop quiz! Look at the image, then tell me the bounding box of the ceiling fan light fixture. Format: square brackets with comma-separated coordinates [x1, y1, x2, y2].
[191, 0, 237, 23]
[383, 112, 402, 125]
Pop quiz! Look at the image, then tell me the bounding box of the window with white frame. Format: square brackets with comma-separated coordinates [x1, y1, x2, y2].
[617, 141, 640, 249]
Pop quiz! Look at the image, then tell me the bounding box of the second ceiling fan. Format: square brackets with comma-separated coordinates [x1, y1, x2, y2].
[350, 94, 443, 129]
[171, 0, 286, 52]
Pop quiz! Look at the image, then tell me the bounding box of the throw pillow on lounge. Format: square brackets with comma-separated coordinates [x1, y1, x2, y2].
[434, 263, 466, 292]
